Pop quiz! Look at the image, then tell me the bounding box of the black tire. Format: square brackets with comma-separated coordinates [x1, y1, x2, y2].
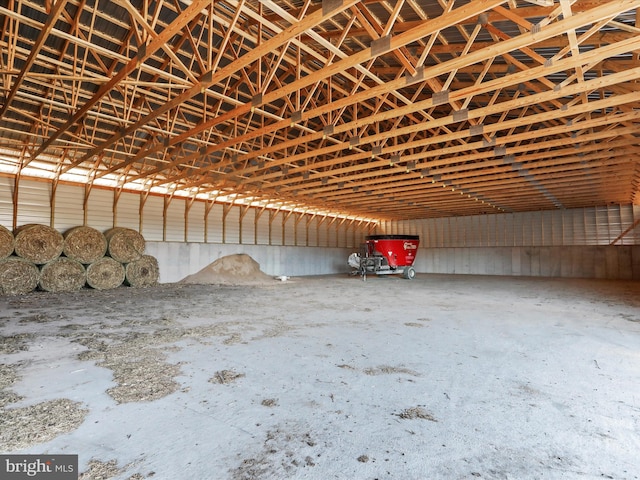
[403, 266, 416, 280]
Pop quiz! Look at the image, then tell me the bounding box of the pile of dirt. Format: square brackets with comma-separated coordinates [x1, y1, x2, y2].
[179, 254, 275, 285]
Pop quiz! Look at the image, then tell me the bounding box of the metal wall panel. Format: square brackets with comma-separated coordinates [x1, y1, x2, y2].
[335, 220, 344, 246]
[206, 203, 223, 243]
[16, 179, 50, 227]
[141, 195, 164, 241]
[283, 212, 295, 246]
[163, 197, 185, 242]
[633, 206, 640, 244]
[317, 217, 329, 247]
[115, 191, 141, 230]
[571, 209, 586, 245]
[384, 206, 640, 247]
[256, 209, 270, 245]
[240, 207, 256, 245]
[266, 211, 280, 245]
[583, 208, 598, 245]
[595, 207, 610, 243]
[186, 201, 205, 243]
[2, 179, 636, 248]
[86, 187, 114, 232]
[54, 184, 83, 231]
[295, 214, 308, 246]
[224, 205, 240, 244]
[0, 177, 14, 227]
[307, 216, 319, 247]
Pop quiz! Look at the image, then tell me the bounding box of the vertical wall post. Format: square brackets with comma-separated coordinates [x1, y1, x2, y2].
[12, 172, 20, 230]
[204, 195, 218, 243]
[139, 189, 150, 234]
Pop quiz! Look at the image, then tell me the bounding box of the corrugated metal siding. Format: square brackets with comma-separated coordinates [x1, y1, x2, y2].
[256, 210, 270, 245]
[239, 207, 254, 245]
[54, 184, 83, 231]
[317, 217, 329, 247]
[283, 213, 295, 246]
[86, 188, 114, 231]
[385, 206, 640, 246]
[224, 206, 240, 244]
[206, 203, 223, 243]
[269, 211, 283, 246]
[307, 217, 319, 247]
[16, 179, 50, 227]
[0, 177, 13, 227]
[295, 214, 308, 246]
[164, 197, 185, 242]
[186, 201, 205, 243]
[335, 221, 346, 248]
[141, 195, 164, 241]
[2, 179, 637, 248]
[115, 191, 140, 230]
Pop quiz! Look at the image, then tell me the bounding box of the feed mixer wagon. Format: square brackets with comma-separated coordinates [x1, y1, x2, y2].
[348, 235, 420, 280]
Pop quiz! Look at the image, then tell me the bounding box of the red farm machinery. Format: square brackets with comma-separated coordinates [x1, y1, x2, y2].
[349, 235, 420, 280]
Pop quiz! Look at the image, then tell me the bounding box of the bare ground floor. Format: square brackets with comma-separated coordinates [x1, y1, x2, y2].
[1, 274, 639, 479]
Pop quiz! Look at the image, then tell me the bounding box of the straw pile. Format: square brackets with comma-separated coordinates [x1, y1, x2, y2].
[0, 256, 40, 295]
[180, 253, 273, 285]
[0, 225, 14, 259]
[63, 226, 107, 264]
[14, 224, 64, 264]
[125, 255, 159, 287]
[39, 257, 86, 293]
[105, 227, 145, 263]
[86, 257, 126, 290]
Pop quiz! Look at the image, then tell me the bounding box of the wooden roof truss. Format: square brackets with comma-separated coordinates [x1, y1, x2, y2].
[1, 0, 640, 220]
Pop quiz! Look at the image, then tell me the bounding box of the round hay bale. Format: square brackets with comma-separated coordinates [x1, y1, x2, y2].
[86, 257, 125, 290]
[63, 226, 107, 264]
[0, 224, 14, 259]
[39, 257, 86, 293]
[14, 224, 64, 264]
[125, 255, 159, 287]
[105, 227, 145, 263]
[0, 256, 39, 295]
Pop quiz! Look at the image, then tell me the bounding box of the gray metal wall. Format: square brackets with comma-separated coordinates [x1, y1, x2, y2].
[414, 246, 640, 280]
[146, 242, 353, 283]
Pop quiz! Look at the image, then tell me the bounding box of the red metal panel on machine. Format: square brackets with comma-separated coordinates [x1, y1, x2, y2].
[365, 235, 420, 268]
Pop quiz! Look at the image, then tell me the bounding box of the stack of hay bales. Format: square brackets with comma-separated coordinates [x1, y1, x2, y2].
[0, 224, 40, 295]
[65, 226, 121, 291]
[104, 227, 159, 288]
[0, 224, 159, 295]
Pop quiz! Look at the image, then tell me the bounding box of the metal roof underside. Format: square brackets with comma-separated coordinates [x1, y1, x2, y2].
[1, 0, 640, 220]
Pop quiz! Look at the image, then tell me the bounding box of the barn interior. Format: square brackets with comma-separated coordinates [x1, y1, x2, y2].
[1, 0, 640, 478]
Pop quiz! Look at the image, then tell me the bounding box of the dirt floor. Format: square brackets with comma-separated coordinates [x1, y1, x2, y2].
[1, 273, 639, 479]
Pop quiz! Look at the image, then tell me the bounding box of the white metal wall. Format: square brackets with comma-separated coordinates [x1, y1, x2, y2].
[0, 178, 374, 248]
[386, 206, 640, 246]
[2, 177, 639, 280]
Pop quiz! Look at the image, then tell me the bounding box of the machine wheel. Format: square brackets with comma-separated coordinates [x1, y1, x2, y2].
[403, 266, 416, 280]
